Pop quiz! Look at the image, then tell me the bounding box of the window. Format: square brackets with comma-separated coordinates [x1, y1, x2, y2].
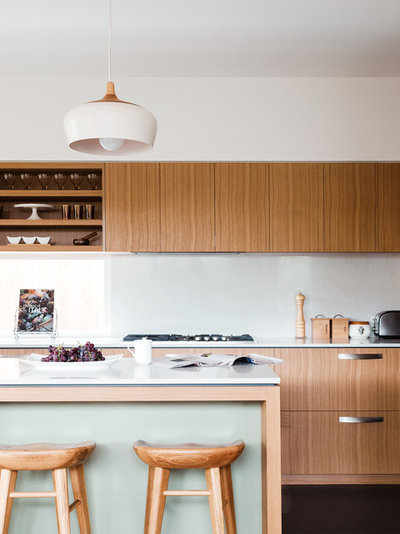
[0, 258, 106, 336]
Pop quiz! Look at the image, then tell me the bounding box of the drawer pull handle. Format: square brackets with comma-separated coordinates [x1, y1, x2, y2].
[339, 416, 384, 424]
[338, 353, 383, 360]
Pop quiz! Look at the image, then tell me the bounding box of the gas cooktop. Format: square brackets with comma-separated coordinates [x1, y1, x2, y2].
[122, 333, 254, 343]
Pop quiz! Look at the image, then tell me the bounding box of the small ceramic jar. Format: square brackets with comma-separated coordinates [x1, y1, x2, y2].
[349, 321, 371, 339]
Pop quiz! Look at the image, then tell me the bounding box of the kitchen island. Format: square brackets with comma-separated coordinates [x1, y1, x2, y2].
[0, 358, 281, 534]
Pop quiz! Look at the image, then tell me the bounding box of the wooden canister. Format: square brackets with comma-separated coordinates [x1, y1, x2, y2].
[331, 316, 349, 339]
[311, 317, 331, 339]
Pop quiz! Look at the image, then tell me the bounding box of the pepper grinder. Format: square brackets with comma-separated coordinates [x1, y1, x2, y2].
[295, 293, 306, 338]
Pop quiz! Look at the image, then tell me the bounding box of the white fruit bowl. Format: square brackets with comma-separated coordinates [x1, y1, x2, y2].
[7, 236, 21, 244]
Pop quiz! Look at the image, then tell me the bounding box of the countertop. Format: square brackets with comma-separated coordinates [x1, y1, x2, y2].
[0, 357, 280, 386]
[1, 335, 400, 349]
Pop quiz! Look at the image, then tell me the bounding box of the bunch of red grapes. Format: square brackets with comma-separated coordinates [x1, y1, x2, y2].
[41, 342, 105, 362]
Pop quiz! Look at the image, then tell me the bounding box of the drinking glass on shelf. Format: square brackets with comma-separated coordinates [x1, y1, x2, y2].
[4, 173, 16, 190]
[38, 173, 50, 190]
[70, 173, 83, 190]
[87, 173, 100, 190]
[20, 173, 33, 190]
[54, 173, 67, 190]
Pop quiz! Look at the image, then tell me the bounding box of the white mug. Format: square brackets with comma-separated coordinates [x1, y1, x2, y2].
[133, 338, 152, 365]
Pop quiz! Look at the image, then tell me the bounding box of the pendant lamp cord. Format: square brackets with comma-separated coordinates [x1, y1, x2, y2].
[108, 0, 112, 81]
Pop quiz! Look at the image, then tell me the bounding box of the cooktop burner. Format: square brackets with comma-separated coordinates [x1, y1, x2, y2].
[122, 333, 254, 343]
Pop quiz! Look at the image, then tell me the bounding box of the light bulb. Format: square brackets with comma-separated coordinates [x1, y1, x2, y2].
[99, 138, 124, 151]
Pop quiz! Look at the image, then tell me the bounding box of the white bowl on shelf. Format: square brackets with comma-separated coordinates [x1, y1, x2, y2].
[37, 236, 51, 245]
[7, 236, 21, 244]
[22, 236, 37, 244]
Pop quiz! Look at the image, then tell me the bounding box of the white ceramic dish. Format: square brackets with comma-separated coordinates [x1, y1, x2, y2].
[22, 236, 36, 244]
[14, 203, 55, 220]
[37, 236, 51, 244]
[7, 236, 21, 244]
[20, 353, 123, 372]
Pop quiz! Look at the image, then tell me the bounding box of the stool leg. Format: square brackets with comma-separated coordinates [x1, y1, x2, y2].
[53, 468, 71, 534]
[0, 470, 17, 534]
[70, 464, 92, 534]
[205, 467, 225, 534]
[144, 466, 170, 534]
[220, 465, 237, 534]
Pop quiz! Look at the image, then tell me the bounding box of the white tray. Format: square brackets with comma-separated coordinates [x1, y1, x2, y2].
[21, 353, 123, 372]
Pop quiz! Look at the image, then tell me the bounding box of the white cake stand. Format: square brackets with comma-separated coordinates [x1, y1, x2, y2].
[14, 203, 55, 220]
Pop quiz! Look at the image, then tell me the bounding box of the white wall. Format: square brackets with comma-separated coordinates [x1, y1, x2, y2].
[2, 76, 400, 338]
[1, 76, 400, 161]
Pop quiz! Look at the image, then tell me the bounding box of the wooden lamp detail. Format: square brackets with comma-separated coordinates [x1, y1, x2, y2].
[295, 293, 306, 338]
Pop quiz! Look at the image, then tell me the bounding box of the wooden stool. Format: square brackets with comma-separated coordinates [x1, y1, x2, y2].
[133, 440, 245, 534]
[0, 441, 96, 534]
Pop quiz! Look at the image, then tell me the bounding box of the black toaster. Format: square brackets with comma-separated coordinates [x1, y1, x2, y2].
[373, 311, 400, 337]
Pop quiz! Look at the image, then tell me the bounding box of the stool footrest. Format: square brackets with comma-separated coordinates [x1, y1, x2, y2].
[69, 498, 81, 513]
[163, 490, 211, 496]
[10, 491, 57, 499]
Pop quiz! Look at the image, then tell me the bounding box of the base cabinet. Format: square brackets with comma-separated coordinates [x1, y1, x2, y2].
[282, 411, 400, 475]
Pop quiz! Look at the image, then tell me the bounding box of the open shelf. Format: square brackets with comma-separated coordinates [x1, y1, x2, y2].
[0, 164, 104, 250]
[0, 219, 103, 227]
[0, 190, 102, 198]
[0, 245, 103, 251]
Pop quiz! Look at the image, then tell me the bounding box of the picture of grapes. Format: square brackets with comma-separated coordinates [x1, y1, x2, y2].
[17, 289, 55, 332]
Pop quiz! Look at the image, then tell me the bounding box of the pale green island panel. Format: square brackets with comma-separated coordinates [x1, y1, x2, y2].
[1, 402, 261, 534]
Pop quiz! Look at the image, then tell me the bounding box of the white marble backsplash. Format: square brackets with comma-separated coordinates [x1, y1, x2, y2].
[108, 253, 400, 338]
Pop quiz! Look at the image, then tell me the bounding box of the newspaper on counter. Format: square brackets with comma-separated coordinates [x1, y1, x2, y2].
[152, 353, 283, 369]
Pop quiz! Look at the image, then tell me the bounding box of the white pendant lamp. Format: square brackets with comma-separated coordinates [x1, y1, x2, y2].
[63, 0, 157, 155]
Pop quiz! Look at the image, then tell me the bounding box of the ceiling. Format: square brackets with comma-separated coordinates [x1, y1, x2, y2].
[1, 0, 400, 78]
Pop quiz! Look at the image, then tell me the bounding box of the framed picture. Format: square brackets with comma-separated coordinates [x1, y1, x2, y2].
[16, 289, 55, 334]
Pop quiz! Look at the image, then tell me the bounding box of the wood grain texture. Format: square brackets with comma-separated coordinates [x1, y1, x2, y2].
[281, 411, 400, 475]
[134, 440, 244, 469]
[270, 163, 323, 252]
[378, 162, 400, 251]
[0, 442, 96, 471]
[220, 465, 238, 534]
[275, 348, 400, 411]
[324, 162, 377, 252]
[261, 387, 282, 534]
[70, 464, 92, 534]
[215, 163, 269, 251]
[205, 468, 225, 534]
[0, 470, 17, 534]
[105, 162, 160, 252]
[143, 466, 169, 534]
[53, 468, 71, 534]
[282, 474, 400, 485]
[160, 162, 215, 251]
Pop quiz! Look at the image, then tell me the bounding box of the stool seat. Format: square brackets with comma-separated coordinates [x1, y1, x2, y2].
[0, 441, 96, 471]
[134, 440, 244, 469]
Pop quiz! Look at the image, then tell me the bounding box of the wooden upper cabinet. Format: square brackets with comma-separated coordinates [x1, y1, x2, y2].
[104, 163, 160, 252]
[324, 163, 377, 252]
[378, 163, 400, 252]
[160, 163, 215, 252]
[215, 163, 269, 252]
[270, 163, 324, 252]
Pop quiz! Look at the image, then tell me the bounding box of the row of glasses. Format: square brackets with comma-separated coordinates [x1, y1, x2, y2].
[2, 173, 101, 190]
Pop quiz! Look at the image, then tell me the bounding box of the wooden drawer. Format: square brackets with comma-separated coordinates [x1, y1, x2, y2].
[276, 348, 400, 410]
[282, 411, 400, 475]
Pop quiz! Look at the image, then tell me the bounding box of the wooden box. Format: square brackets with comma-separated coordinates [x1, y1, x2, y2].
[311, 318, 331, 339]
[331, 317, 349, 339]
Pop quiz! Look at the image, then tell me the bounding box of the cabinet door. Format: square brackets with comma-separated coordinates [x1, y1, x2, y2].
[270, 163, 323, 252]
[275, 348, 400, 411]
[215, 163, 269, 252]
[160, 162, 215, 252]
[282, 411, 400, 475]
[324, 163, 377, 252]
[378, 163, 400, 251]
[105, 163, 160, 252]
